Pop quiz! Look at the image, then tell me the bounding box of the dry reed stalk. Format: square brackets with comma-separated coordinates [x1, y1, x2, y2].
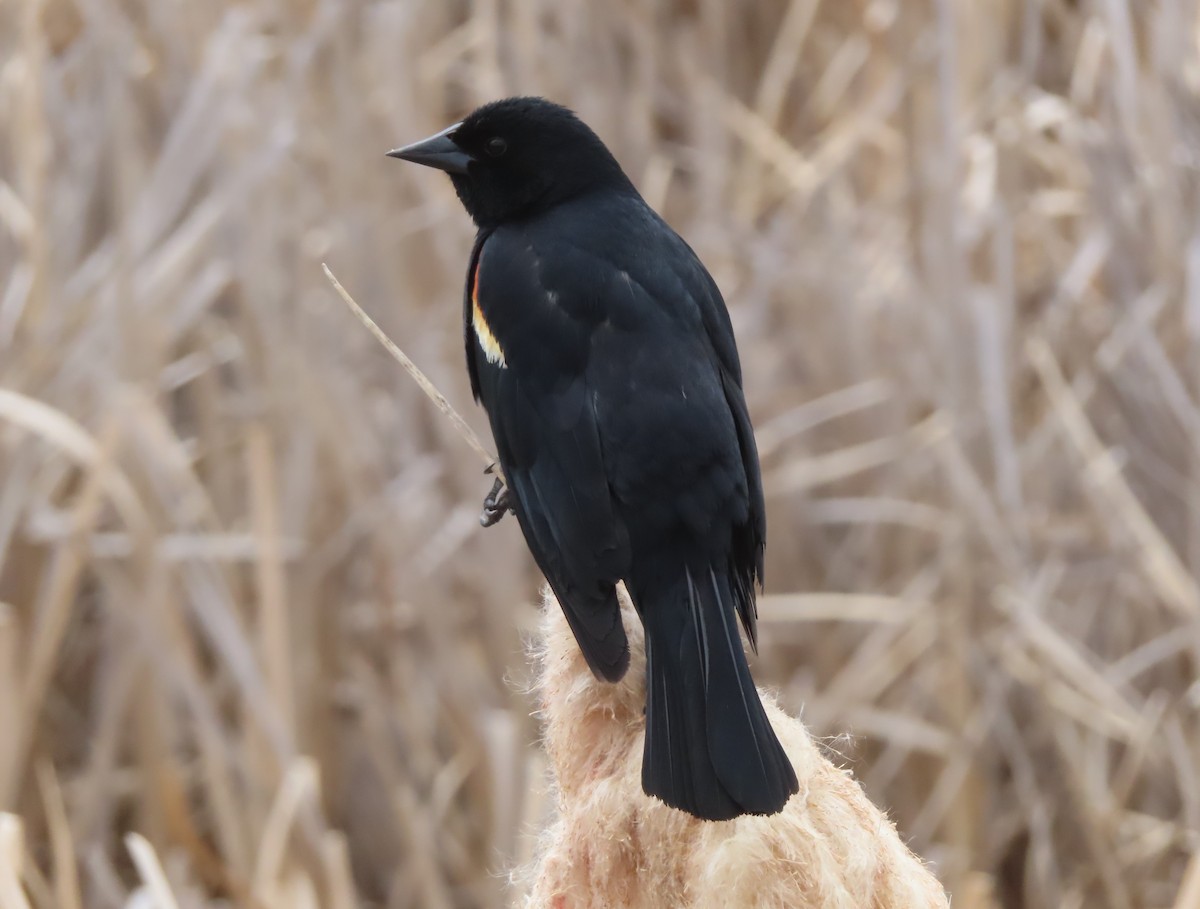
[0, 816, 30, 909]
[0, 607, 15, 815]
[247, 426, 296, 737]
[125, 833, 183, 909]
[34, 763, 79, 909]
[251, 759, 317, 904]
[13, 0, 49, 337]
[5, 416, 119, 808]
[1175, 852, 1200, 909]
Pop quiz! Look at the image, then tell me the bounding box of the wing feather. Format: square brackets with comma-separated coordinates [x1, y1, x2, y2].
[468, 232, 631, 681]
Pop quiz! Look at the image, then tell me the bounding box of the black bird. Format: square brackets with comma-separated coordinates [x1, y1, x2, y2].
[388, 97, 798, 821]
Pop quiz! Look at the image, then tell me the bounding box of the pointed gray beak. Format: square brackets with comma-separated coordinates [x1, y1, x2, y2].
[387, 121, 473, 175]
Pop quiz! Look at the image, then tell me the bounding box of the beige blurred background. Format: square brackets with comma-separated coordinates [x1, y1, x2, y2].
[2, 0, 1199, 906]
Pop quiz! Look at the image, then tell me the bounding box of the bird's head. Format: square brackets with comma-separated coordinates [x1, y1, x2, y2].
[388, 97, 632, 228]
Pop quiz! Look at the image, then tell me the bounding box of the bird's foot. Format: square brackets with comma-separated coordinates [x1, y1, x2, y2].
[480, 477, 511, 527]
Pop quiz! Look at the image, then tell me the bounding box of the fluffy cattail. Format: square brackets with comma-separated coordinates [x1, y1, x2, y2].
[517, 587, 949, 909]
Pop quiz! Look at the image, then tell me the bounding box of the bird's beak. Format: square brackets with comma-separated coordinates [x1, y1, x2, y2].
[386, 122, 473, 175]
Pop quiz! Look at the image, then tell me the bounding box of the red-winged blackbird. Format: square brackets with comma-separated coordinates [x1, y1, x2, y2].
[389, 97, 798, 821]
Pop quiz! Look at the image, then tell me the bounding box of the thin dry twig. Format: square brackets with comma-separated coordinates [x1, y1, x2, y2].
[322, 263, 502, 482]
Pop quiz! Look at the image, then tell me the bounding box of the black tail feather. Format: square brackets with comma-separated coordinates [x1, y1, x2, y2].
[636, 567, 798, 820]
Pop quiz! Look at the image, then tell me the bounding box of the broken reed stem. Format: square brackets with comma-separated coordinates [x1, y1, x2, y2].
[322, 264, 503, 482]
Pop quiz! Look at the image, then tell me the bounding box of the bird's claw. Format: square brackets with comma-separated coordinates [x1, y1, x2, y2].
[480, 477, 511, 527]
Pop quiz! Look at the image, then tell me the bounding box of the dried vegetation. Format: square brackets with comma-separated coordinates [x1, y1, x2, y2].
[520, 588, 950, 909]
[1, 0, 1199, 907]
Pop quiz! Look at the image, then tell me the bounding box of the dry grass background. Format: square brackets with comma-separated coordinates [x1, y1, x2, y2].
[1, 0, 1199, 906]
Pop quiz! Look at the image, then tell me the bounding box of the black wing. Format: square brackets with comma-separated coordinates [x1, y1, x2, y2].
[466, 230, 632, 681]
[702, 280, 765, 645]
[659, 229, 767, 646]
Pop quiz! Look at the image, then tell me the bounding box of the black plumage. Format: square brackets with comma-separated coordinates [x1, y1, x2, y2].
[389, 97, 798, 820]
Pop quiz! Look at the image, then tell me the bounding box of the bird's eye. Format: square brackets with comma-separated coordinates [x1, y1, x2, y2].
[485, 137, 507, 158]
